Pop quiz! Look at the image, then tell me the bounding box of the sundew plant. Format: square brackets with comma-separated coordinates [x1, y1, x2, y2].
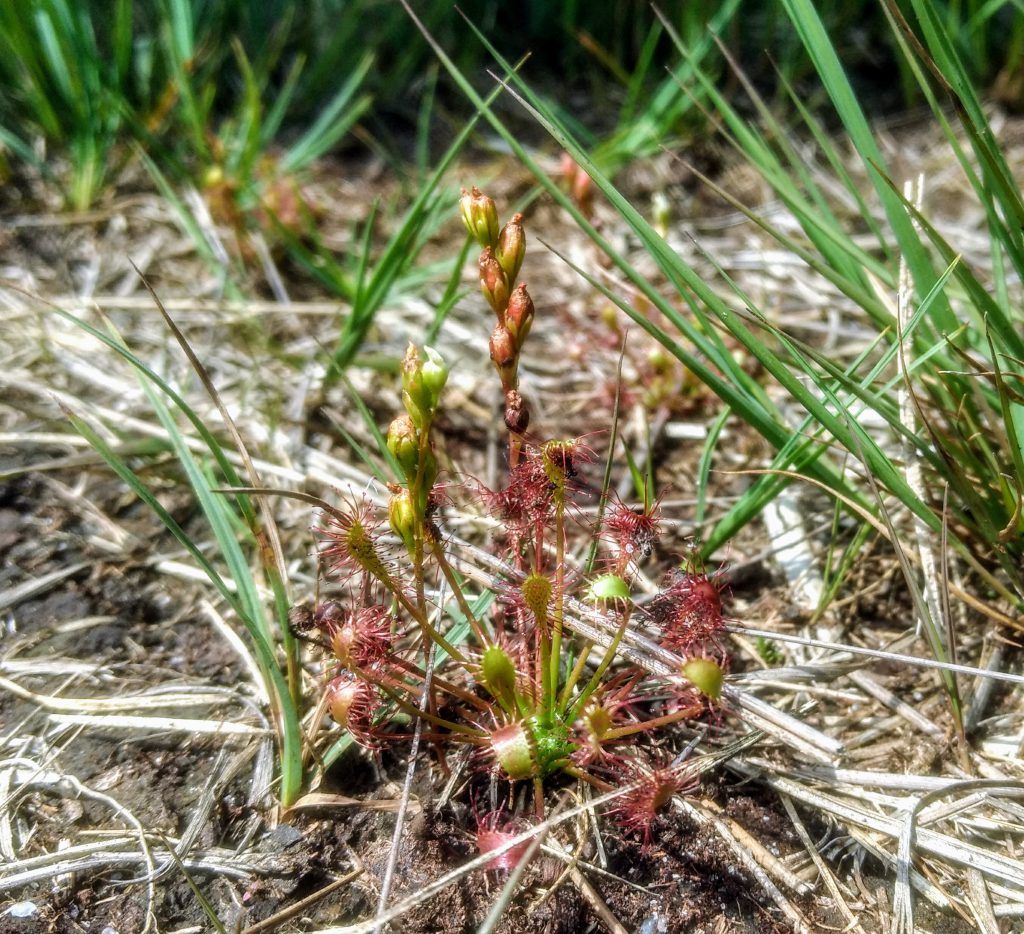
[300, 190, 731, 839]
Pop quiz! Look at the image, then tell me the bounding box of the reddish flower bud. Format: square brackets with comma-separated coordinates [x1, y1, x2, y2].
[459, 186, 500, 249]
[504, 283, 534, 347]
[559, 151, 576, 184]
[495, 212, 525, 283]
[560, 152, 594, 218]
[571, 169, 594, 217]
[503, 389, 529, 434]
[489, 323, 518, 390]
[479, 247, 510, 318]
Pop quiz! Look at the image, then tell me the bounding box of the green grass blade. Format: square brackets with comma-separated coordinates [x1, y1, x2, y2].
[779, 0, 953, 333]
[695, 406, 730, 533]
[51, 302, 302, 802]
[280, 53, 373, 173]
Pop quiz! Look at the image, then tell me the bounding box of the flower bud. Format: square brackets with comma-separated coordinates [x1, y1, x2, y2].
[489, 324, 518, 390]
[571, 167, 594, 218]
[420, 345, 448, 402]
[388, 488, 418, 555]
[481, 645, 519, 711]
[559, 150, 576, 184]
[459, 186, 499, 249]
[401, 343, 438, 429]
[560, 152, 594, 218]
[504, 389, 529, 434]
[505, 283, 534, 347]
[682, 657, 723, 700]
[495, 213, 525, 283]
[479, 247, 509, 319]
[387, 414, 420, 483]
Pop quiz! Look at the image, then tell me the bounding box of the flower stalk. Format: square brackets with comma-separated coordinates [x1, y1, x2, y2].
[303, 189, 729, 839]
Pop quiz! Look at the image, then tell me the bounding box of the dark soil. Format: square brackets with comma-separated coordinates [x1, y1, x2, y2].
[0, 452, 836, 933]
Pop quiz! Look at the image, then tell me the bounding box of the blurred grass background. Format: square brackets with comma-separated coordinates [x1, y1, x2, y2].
[3, 0, 1023, 210]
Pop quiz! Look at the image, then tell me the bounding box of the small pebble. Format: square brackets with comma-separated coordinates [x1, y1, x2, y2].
[268, 823, 304, 849]
[6, 902, 37, 919]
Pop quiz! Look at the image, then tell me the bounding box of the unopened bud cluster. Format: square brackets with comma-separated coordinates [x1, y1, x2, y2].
[460, 187, 534, 435]
[387, 343, 448, 553]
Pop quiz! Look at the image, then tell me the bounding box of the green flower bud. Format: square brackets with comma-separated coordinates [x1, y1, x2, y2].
[479, 247, 510, 319]
[387, 414, 420, 483]
[388, 488, 418, 555]
[401, 343, 433, 429]
[481, 645, 519, 710]
[682, 657, 723, 700]
[505, 283, 534, 347]
[420, 345, 448, 407]
[400, 344, 447, 430]
[495, 212, 525, 283]
[459, 186, 499, 249]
